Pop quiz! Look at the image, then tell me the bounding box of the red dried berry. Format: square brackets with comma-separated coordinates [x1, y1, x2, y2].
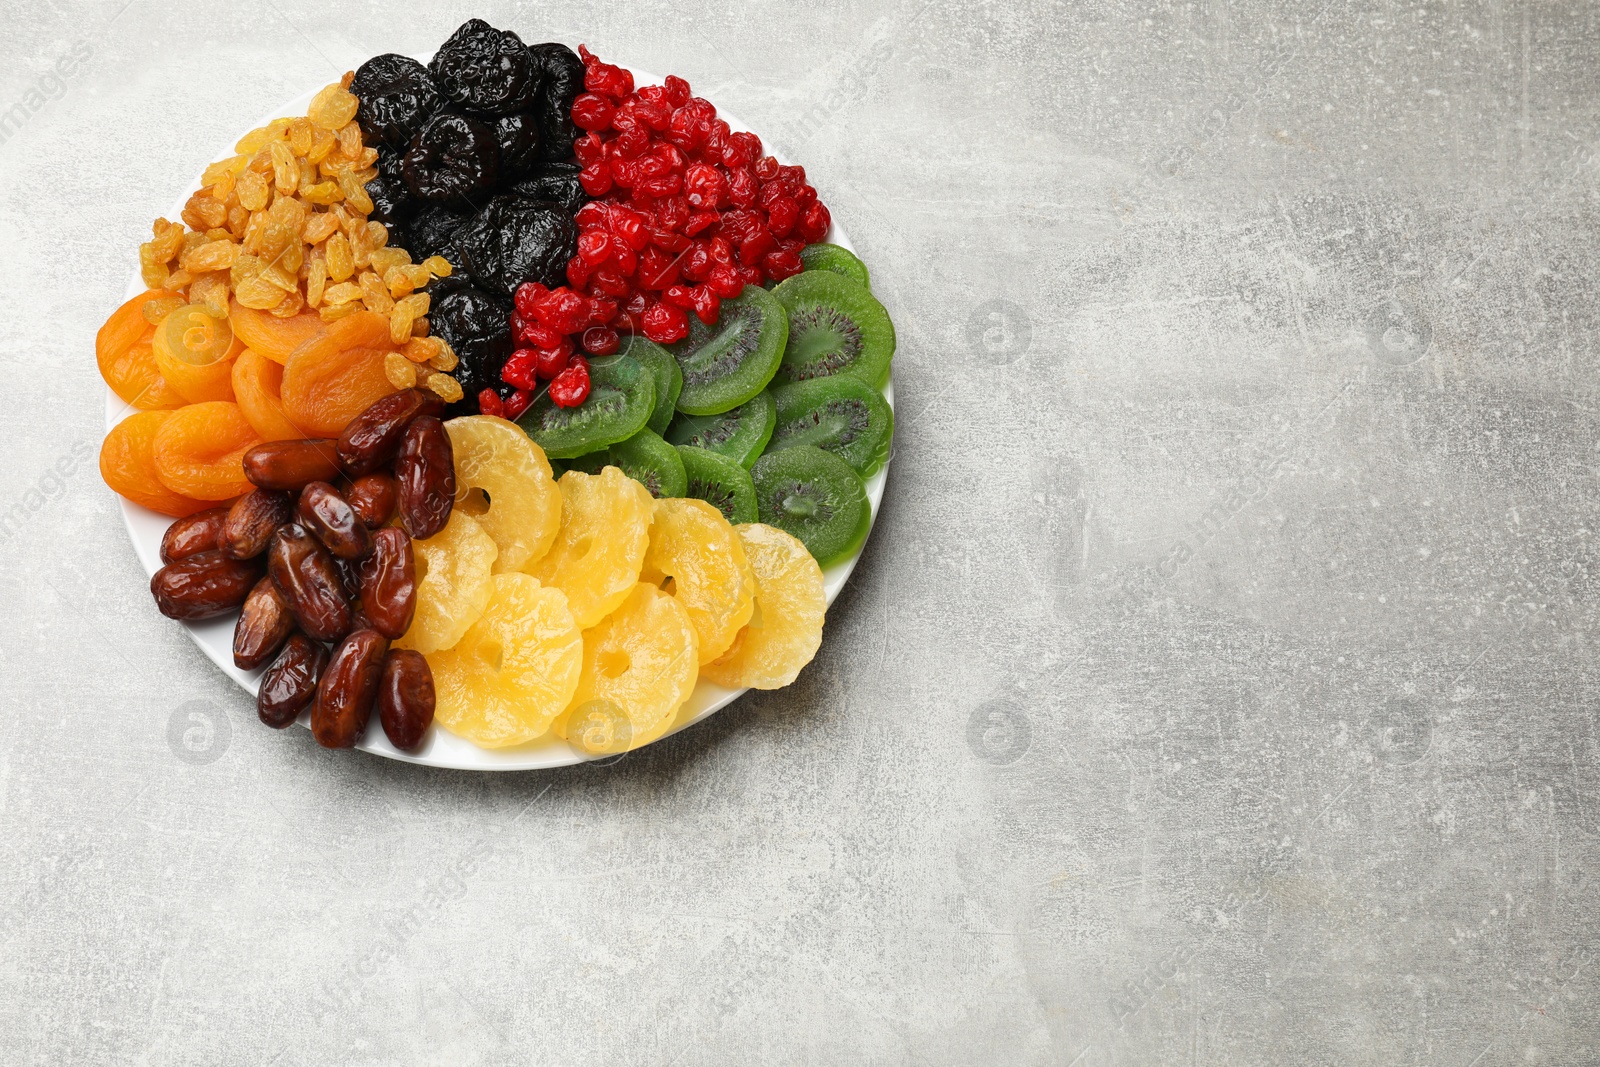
[502, 350, 539, 390]
[581, 326, 620, 355]
[640, 301, 689, 344]
[664, 75, 691, 108]
[798, 201, 831, 243]
[571, 93, 616, 131]
[478, 389, 506, 418]
[549, 357, 590, 408]
[502, 389, 532, 421]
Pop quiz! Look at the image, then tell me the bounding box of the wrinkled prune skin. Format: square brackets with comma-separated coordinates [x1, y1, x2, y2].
[492, 111, 542, 179]
[527, 42, 584, 163]
[509, 162, 585, 213]
[431, 287, 514, 403]
[429, 19, 541, 116]
[402, 111, 500, 207]
[404, 205, 469, 263]
[456, 195, 576, 297]
[366, 146, 419, 225]
[352, 54, 441, 148]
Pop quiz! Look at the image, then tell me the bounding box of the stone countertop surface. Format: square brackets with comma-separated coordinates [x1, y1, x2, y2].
[1, 1, 1596, 1063]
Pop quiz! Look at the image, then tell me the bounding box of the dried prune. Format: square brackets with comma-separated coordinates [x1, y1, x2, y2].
[527, 42, 585, 163]
[365, 146, 418, 225]
[455, 195, 576, 296]
[492, 111, 541, 179]
[351, 53, 441, 148]
[429, 19, 540, 116]
[403, 205, 469, 264]
[509, 162, 585, 213]
[430, 287, 513, 402]
[402, 111, 500, 208]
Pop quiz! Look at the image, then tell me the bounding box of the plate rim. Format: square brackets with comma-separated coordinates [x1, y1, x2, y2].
[108, 60, 890, 770]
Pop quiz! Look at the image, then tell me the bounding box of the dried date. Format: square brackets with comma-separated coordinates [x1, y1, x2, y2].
[150, 551, 262, 621]
[258, 635, 328, 728]
[266, 524, 353, 642]
[395, 416, 455, 539]
[233, 576, 295, 670]
[312, 629, 389, 748]
[378, 649, 434, 752]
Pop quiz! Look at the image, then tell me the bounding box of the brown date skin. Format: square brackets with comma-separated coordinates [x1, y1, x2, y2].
[159, 507, 229, 565]
[298, 481, 373, 560]
[243, 439, 343, 491]
[378, 649, 434, 752]
[345, 472, 398, 528]
[233, 576, 295, 670]
[266, 524, 353, 642]
[395, 416, 455, 539]
[150, 551, 263, 621]
[337, 389, 445, 477]
[312, 629, 389, 748]
[258, 634, 328, 728]
[223, 489, 296, 559]
[358, 527, 417, 639]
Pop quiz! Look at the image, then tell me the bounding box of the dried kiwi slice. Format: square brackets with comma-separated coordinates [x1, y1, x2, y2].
[769, 377, 893, 478]
[671, 285, 787, 416]
[619, 335, 683, 435]
[750, 445, 870, 568]
[799, 244, 871, 289]
[566, 428, 687, 499]
[771, 272, 894, 390]
[664, 390, 775, 469]
[516, 354, 654, 459]
[677, 445, 758, 525]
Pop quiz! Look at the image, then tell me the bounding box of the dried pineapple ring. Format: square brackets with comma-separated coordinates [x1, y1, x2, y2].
[640, 498, 755, 665]
[429, 573, 583, 748]
[395, 510, 498, 655]
[525, 467, 654, 629]
[556, 583, 699, 752]
[702, 524, 826, 690]
[445, 416, 561, 574]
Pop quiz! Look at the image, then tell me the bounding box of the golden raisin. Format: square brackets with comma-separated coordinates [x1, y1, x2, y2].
[384, 351, 418, 390]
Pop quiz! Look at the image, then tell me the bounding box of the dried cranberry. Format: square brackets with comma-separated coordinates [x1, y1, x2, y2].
[502, 389, 533, 420]
[641, 302, 689, 344]
[798, 201, 831, 243]
[502, 349, 539, 389]
[549, 356, 590, 407]
[581, 327, 620, 355]
[664, 75, 692, 108]
[571, 93, 615, 131]
[478, 388, 506, 417]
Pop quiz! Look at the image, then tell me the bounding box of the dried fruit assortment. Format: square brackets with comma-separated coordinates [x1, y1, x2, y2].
[97, 20, 894, 759]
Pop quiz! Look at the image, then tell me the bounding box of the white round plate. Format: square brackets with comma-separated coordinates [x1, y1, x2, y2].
[108, 61, 890, 769]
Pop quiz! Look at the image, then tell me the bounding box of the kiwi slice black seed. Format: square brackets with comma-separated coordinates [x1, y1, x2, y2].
[771, 271, 894, 390]
[671, 285, 787, 416]
[769, 377, 893, 478]
[618, 334, 683, 436]
[750, 444, 870, 568]
[566, 428, 687, 499]
[799, 244, 871, 289]
[664, 390, 775, 469]
[677, 445, 758, 525]
[516, 354, 654, 459]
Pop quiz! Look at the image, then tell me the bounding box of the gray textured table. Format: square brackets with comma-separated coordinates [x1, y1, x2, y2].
[4, 1, 1597, 1063]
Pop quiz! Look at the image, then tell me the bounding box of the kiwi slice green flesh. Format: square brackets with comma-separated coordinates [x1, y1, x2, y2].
[750, 444, 870, 568]
[665, 390, 776, 469]
[677, 445, 758, 525]
[771, 272, 894, 390]
[671, 285, 787, 416]
[619, 335, 683, 436]
[567, 427, 687, 499]
[799, 244, 871, 289]
[769, 377, 893, 478]
[517, 354, 655, 459]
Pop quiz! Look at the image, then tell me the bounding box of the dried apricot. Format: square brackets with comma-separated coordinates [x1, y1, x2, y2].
[97, 289, 178, 372]
[98, 291, 186, 408]
[285, 308, 392, 365]
[152, 401, 262, 500]
[280, 344, 396, 436]
[229, 302, 325, 365]
[232, 348, 305, 441]
[100, 411, 211, 517]
[152, 308, 240, 404]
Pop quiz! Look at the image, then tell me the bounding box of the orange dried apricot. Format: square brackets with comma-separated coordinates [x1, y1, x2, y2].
[232, 347, 305, 441]
[281, 343, 396, 436]
[153, 308, 240, 404]
[152, 401, 261, 500]
[99, 411, 211, 517]
[99, 323, 184, 410]
[229, 302, 326, 365]
[284, 309, 393, 366]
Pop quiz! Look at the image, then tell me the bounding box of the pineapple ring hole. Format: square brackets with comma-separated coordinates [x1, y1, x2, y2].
[477, 639, 504, 673]
[461, 487, 491, 517]
[597, 648, 631, 679]
[414, 554, 429, 582]
[659, 576, 677, 597]
[573, 533, 595, 558]
[746, 599, 765, 632]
